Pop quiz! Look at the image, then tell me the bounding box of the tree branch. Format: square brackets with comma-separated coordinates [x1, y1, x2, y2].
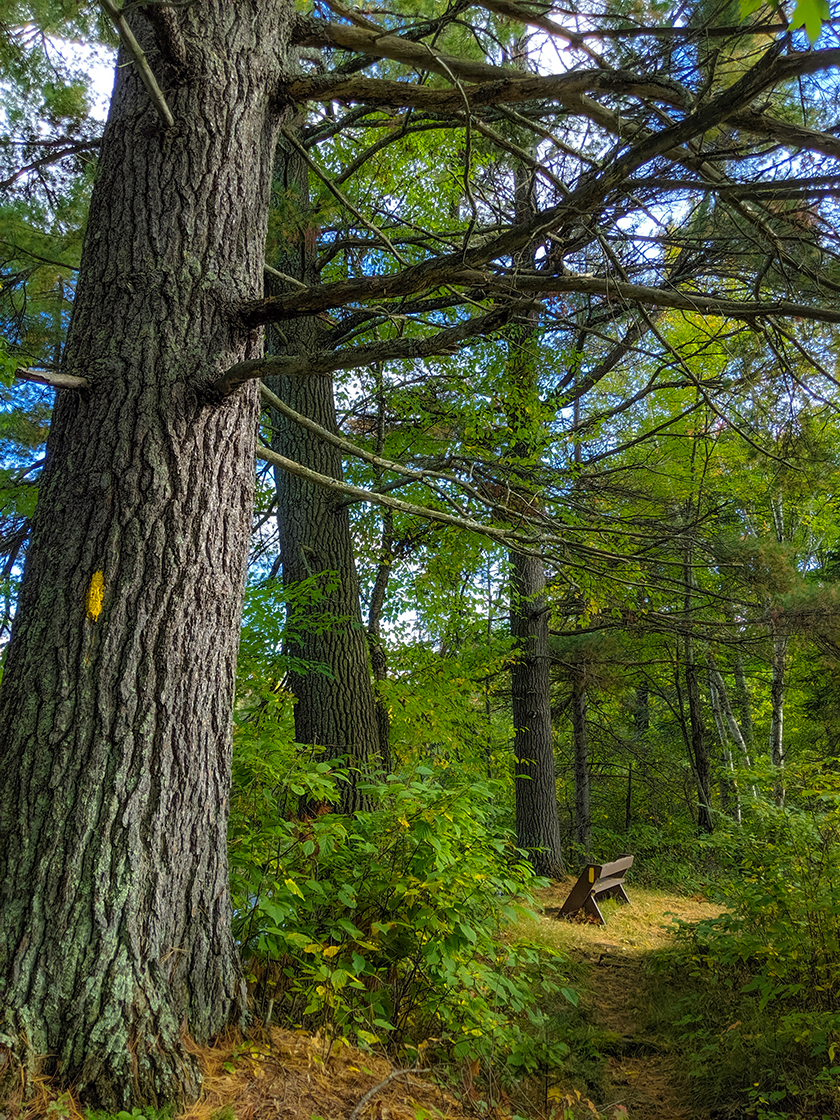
[256, 442, 545, 554]
[283, 69, 689, 114]
[260, 384, 500, 516]
[243, 267, 840, 330]
[99, 0, 175, 128]
[255, 43, 840, 330]
[0, 139, 102, 191]
[214, 303, 536, 397]
[292, 16, 515, 83]
[14, 368, 89, 390]
[348, 1070, 432, 1120]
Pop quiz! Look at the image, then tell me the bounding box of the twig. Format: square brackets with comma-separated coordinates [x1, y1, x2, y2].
[99, 0, 175, 129]
[348, 1068, 431, 1120]
[281, 126, 408, 266]
[264, 263, 308, 291]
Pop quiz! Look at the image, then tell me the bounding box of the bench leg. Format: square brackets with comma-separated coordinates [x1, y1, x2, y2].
[583, 895, 606, 924]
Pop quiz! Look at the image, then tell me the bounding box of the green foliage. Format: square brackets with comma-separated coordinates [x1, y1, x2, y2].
[381, 628, 515, 779]
[238, 573, 345, 688]
[229, 730, 576, 1085]
[85, 1107, 175, 1120]
[591, 820, 728, 894]
[662, 775, 840, 1117]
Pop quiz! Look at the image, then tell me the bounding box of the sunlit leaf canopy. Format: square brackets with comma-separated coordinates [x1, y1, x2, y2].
[245, 0, 840, 589]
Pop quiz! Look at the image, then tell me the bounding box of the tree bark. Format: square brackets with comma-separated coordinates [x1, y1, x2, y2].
[511, 551, 565, 877]
[366, 508, 395, 774]
[0, 5, 292, 1106]
[267, 128, 381, 811]
[571, 672, 591, 857]
[507, 136, 564, 878]
[708, 672, 741, 823]
[684, 643, 714, 833]
[733, 654, 756, 751]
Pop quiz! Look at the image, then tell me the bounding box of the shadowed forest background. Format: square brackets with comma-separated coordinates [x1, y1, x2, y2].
[3, 0, 840, 1117]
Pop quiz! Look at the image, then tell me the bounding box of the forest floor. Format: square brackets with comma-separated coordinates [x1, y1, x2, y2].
[21, 883, 723, 1120]
[525, 880, 726, 1120]
[169, 882, 723, 1120]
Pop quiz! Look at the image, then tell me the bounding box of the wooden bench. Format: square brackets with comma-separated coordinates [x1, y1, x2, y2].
[556, 855, 634, 924]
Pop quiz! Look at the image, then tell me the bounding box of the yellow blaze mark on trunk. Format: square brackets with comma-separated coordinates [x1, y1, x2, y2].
[86, 570, 105, 621]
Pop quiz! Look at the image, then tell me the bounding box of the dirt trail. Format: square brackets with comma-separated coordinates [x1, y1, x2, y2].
[535, 882, 723, 1120]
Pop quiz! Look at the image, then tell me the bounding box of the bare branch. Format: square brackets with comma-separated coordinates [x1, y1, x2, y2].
[283, 69, 688, 114]
[260, 384, 499, 514]
[0, 139, 101, 191]
[215, 303, 535, 397]
[292, 16, 514, 83]
[14, 368, 89, 390]
[256, 443, 531, 548]
[244, 267, 840, 331]
[348, 1070, 431, 1120]
[99, 0, 175, 129]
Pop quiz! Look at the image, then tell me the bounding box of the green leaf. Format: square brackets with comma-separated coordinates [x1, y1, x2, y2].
[789, 0, 829, 40]
[560, 986, 579, 1007]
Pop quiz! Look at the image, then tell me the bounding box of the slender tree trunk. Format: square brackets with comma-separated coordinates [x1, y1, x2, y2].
[708, 663, 756, 799]
[708, 672, 740, 823]
[0, 5, 293, 1105]
[681, 466, 714, 832]
[733, 654, 756, 750]
[685, 641, 714, 833]
[634, 684, 650, 737]
[571, 672, 591, 857]
[266, 128, 381, 809]
[769, 621, 787, 804]
[367, 502, 395, 773]
[511, 551, 565, 876]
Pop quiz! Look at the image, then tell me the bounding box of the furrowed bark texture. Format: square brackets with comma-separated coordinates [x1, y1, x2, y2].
[0, 4, 291, 1107]
[267, 129, 379, 812]
[510, 551, 564, 877]
[507, 139, 564, 879]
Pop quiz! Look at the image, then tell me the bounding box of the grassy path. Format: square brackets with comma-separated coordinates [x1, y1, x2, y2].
[526, 881, 724, 1120]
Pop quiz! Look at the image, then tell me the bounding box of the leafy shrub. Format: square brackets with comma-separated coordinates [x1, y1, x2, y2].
[663, 773, 840, 1117]
[229, 728, 576, 1085]
[589, 819, 729, 894]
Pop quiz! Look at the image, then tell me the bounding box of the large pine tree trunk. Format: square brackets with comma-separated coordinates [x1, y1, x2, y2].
[266, 131, 380, 811]
[506, 140, 564, 878]
[511, 551, 565, 877]
[0, 5, 292, 1106]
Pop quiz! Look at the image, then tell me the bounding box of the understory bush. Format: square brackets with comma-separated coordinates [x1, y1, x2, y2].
[229, 716, 577, 1086]
[587, 819, 729, 893]
[662, 773, 840, 1118]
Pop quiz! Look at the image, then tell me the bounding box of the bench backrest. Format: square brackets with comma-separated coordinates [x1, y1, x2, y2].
[557, 854, 634, 920]
[591, 854, 634, 884]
